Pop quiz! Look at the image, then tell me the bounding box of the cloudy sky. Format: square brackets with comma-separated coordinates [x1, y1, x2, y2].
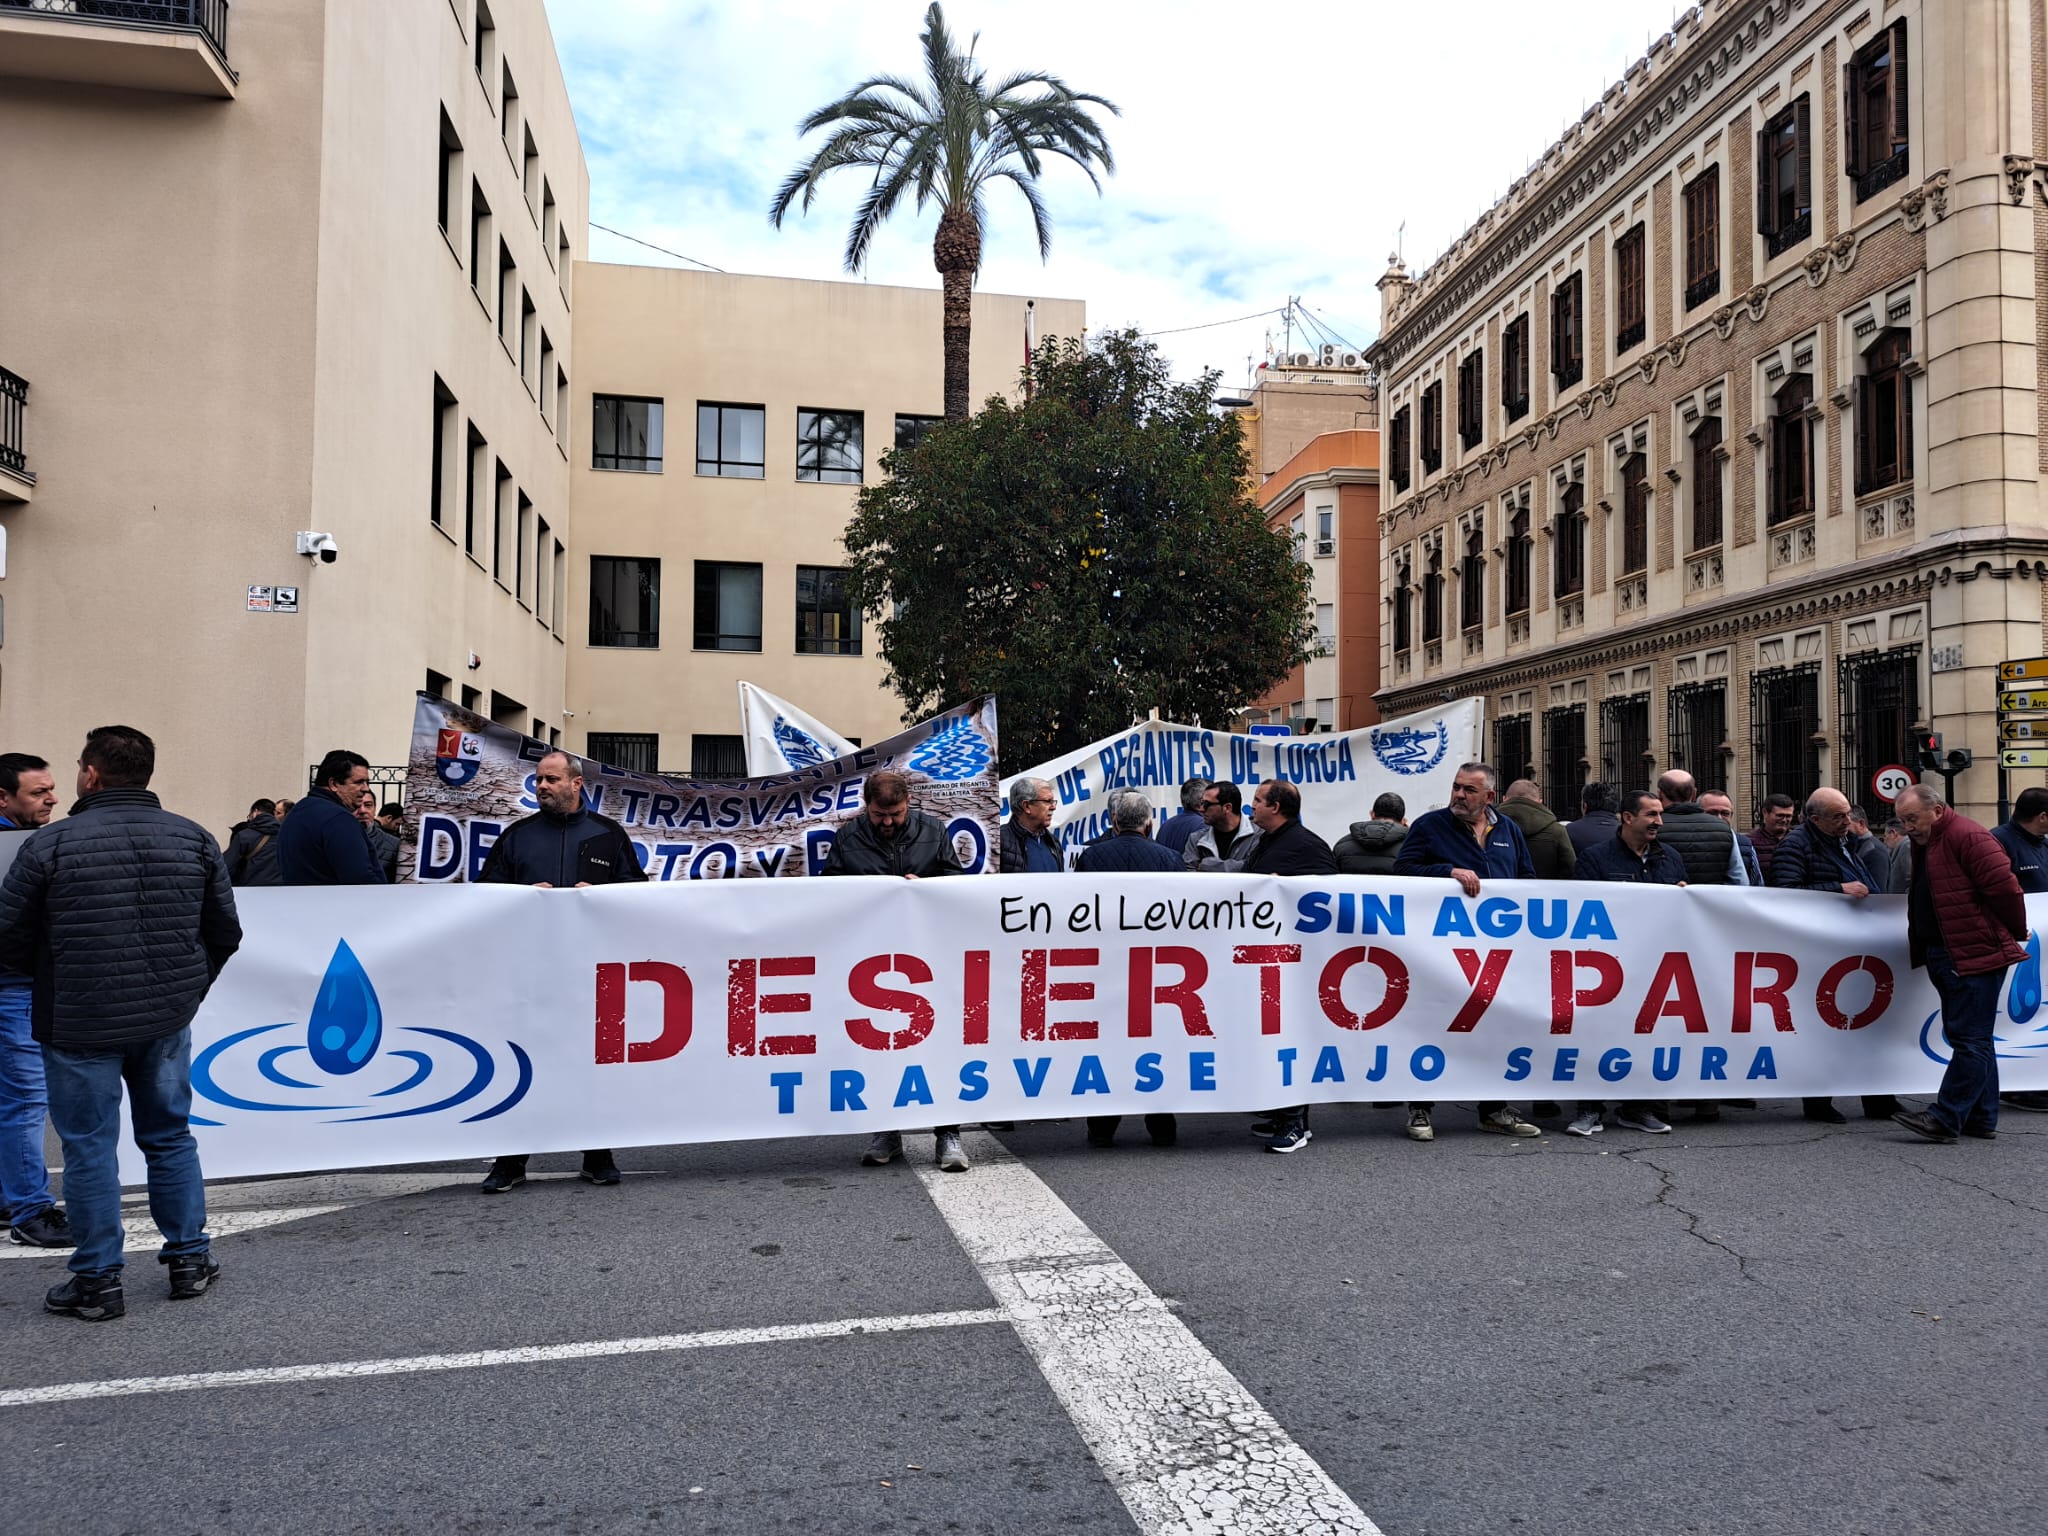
[544, 0, 1690, 391]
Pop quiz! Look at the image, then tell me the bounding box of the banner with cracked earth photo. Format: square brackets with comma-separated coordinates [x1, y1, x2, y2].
[143, 880, 2048, 1181]
[399, 692, 1002, 881]
[1002, 699, 1485, 854]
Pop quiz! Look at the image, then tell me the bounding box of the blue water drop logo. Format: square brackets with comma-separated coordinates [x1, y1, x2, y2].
[306, 939, 382, 1075]
[2007, 930, 2042, 1024]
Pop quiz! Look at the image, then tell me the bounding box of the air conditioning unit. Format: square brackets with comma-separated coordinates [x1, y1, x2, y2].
[1290, 352, 1313, 367]
[1340, 351, 1362, 368]
[1313, 538, 1335, 557]
[1319, 344, 1338, 364]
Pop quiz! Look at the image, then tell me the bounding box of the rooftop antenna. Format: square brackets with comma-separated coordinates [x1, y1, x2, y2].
[1396, 222, 1406, 262]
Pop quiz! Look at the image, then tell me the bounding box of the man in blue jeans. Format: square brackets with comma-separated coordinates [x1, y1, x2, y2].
[0, 726, 242, 1321]
[0, 751, 70, 1248]
[1890, 785, 2028, 1144]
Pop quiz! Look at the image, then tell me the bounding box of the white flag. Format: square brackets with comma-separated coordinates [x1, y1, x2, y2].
[739, 682, 858, 775]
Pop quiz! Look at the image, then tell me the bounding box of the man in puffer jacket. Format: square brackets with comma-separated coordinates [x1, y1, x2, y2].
[1333, 792, 1407, 874]
[225, 799, 284, 887]
[0, 726, 242, 1322]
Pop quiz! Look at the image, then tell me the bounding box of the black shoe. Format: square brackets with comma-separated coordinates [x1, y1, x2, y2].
[1961, 1122, 1998, 1140]
[1862, 1095, 1900, 1120]
[579, 1154, 621, 1186]
[1802, 1100, 1848, 1125]
[1892, 1109, 1958, 1144]
[1689, 1104, 1722, 1123]
[1249, 1120, 1279, 1137]
[1722, 1098, 1758, 1109]
[1085, 1128, 1116, 1148]
[1144, 1114, 1178, 1147]
[163, 1251, 220, 1299]
[46, 1272, 124, 1321]
[1998, 1090, 2048, 1112]
[1530, 1101, 1562, 1119]
[9, 1206, 76, 1249]
[479, 1159, 527, 1194]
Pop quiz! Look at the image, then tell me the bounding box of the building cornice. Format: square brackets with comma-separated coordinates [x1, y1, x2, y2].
[1260, 464, 1380, 515]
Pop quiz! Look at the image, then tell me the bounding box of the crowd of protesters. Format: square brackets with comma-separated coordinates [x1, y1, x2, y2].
[0, 729, 2041, 1323]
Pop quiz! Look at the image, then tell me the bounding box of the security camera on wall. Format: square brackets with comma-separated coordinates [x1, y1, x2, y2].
[296, 532, 340, 564]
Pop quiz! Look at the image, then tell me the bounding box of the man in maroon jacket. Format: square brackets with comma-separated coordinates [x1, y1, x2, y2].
[1891, 786, 2029, 1143]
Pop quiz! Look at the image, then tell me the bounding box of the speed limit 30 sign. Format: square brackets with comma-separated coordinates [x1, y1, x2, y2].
[1870, 764, 1915, 804]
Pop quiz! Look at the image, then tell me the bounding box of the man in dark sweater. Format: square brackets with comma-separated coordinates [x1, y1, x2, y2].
[1242, 780, 1336, 1152]
[999, 776, 1065, 873]
[278, 749, 386, 886]
[1078, 790, 1183, 1149]
[477, 750, 646, 1193]
[1157, 776, 1211, 856]
[0, 726, 242, 1321]
[1566, 781, 1620, 858]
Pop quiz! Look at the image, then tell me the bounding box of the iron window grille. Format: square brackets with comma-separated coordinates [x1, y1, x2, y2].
[1542, 705, 1587, 818]
[588, 733, 660, 775]
[1495, 714, 1534, 787]
[1837, 648, 1919, 810]
[1750, 663, 1822, 821]
[1599, 694, 1653, 791]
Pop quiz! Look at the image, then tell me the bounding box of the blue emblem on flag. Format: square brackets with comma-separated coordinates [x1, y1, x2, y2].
[1370, 720, 1449, 776]
[773, 715, 832, 769]
[909, 715, 993, 782]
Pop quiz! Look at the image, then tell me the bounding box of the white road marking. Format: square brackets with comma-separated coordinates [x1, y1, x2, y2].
[0, 1206, 346, 1261]
[0, 1307, 1008, 1408]
[915, 1133, 1381, 1536]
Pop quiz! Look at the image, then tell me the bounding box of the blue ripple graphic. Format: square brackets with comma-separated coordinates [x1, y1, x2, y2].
[463, 1041, 535, 1122]
[339, 1028, 495, 1122]
[373, 1050, 436, 1098]
[193, 1025, 358, 1113]
[257, 1045, 320, 1090]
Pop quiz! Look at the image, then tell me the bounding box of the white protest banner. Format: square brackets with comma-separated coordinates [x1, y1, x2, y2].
[158, 880, 2048, 1181]
[739, 681, 857, 776]
[399, 692, 1001, 881]
[1002, 699, 1485, 855]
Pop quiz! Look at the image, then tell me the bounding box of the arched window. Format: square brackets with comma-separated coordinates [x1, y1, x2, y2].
[1768, 373, 1814, 524]
[1856, 329, 1913, 494]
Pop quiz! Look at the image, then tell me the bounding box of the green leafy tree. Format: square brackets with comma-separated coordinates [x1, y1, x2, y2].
[844, 331, 1316, 774]
[768, 2, 1116, 421]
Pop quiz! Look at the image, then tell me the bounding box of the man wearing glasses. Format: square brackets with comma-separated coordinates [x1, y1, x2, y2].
[1699, 791, 1764, 886]
[999, 777, 1065, 873]
[1184, 781, 1261, 871]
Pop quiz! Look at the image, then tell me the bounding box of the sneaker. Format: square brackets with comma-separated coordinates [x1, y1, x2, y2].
[1265, 1125, 1312, 1154]
[478, 1159, 526, 1194]
[163, 1251, 220, 1300]
[861, 1131, 903, 1166]
[1405, 1108, 1434, 1142]
[580, 1154, 621, 1186]
[1478, 1109, 1540, 1137]
[1565, 1110, 1605, 1137]
[45, 1272, 124, 1322]
[934, 1132, 969, 1173]
[1892, 1108, 1957, 1144]
[9, 1206, 76, 1248]
[1613, 1107, 1671, 1134]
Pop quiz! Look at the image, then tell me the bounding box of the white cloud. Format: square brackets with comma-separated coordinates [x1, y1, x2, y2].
[546, 0, 1689, 389]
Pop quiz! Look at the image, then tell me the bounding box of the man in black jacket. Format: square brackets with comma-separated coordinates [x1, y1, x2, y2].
[1333, 792, 1407, 874]
[278, 749, 386, 886]
[999, 776, 1064, 873]
[1566, 782, 1620, 858]
[0, 726, 242, 1321]
[0, 751, 67, 1248]
[225, 799, 284, 887]
[1243, 781, 1336, 1153]
[477, 750, 644, 1193]
[823, 771, 970, 1170]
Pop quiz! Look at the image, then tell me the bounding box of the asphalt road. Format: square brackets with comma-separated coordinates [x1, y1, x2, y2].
[2, 1098, 2042, 1535]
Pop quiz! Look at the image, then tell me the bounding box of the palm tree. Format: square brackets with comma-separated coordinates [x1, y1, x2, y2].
[769, 2, 1117, 421]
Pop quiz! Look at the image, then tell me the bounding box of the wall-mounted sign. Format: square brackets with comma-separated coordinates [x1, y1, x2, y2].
[246, 586, 273, 612]
[274, 586, 299, 613]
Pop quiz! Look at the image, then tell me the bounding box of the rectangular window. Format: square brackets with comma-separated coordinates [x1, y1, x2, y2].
[696, 402, 765, 477]
[558, 226, 571, 285]
[1619, 453, 1649, 576]
[1495, 714, 1533, 785]
[796, 566, 862, 655]
[1856, 330, 1913, 494]
[1553, 483, 1586, 599]
[541, 180, 558, 265]
[1418, 383, 1443, 473]
[491, 691, 526, 729]
[1691, 416, 1724, 550]
[589, 733, 660, 775]
[461, 684, 482, 713]
[1502, 315, 1531, 421]
[492, 460, 512, 585]
[1316, 506, 1334, 554]
[500, 63, 519, 156]
[1769, 373, 1815, 524]
[1460, 528, 1485, 631]
[1750, 663, 1822, 818]
[539, 333, 555, 426]
[1684, 168, 1721, 309]
[894, 414, 944, 453]
[588, 556, 660, 648]
[1542, 705, 1587, 817]
[551, 537, 566, 633]
[425, 668, 452, 700]
[1550, 274, 1584, 389]
[691, 734, 747, 778]
[1457, 349, 1484, 448]
[694, 561, 762, 651]
[1421, 555, 1444, 645]
[464, 425, 488, 560]
[1599, 694, 1651, 789]
[535, 516, 552, 625]
[519, 287, 536, 386]
[522, 124, 540, 215]
[1315, 602, 1335, 656]
[592, 395, 663, 472]
[1388, 405, 1411, 493]
[1757, 96, 1812, 258]
[1614, 224, 1646, 354]
[497, 239, 516, 347]
[1505, 506, 1531, 617]
[556, 365, 569, 450]
[1667, 681, 1729, 796]
[473, 0, 495, 85]
[469, 180, 490, 304]
[437, 108, 462, 238]
[430, 376, 457, 529]
[796, 408, 863, 484]
[515, 490, 533, 605]
[1391, 561, 1412, 653]
[1837, 647, 1919, 809]
[1846, 23, 1910, 202]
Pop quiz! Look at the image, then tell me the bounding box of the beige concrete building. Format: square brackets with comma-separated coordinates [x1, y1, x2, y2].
[0, 0, 586, 830]
[563, 269, 1082, 774]
[1226, 355, 1380, 484]
[1369, 0, 2046, 825]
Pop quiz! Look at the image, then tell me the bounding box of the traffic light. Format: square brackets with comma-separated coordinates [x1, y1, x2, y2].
[1916, 730, 1944, 771]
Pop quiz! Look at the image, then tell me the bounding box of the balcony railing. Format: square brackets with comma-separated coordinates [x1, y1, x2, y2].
[0, 367, 30, 484]
[1, 0, 230, 67]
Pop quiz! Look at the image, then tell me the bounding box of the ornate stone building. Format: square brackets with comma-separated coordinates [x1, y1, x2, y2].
[1368, 0, 2043, 824]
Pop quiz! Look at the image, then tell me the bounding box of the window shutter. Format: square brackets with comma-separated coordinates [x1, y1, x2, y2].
[1902, 373, 1914, 481]
[1795, 96, 1812, 213]
[1892, 21, 1909, 146]
[1843, 60, 1863, 178]
[1854, 376, 1872, 496]
[1756, 124, 1773, 233]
